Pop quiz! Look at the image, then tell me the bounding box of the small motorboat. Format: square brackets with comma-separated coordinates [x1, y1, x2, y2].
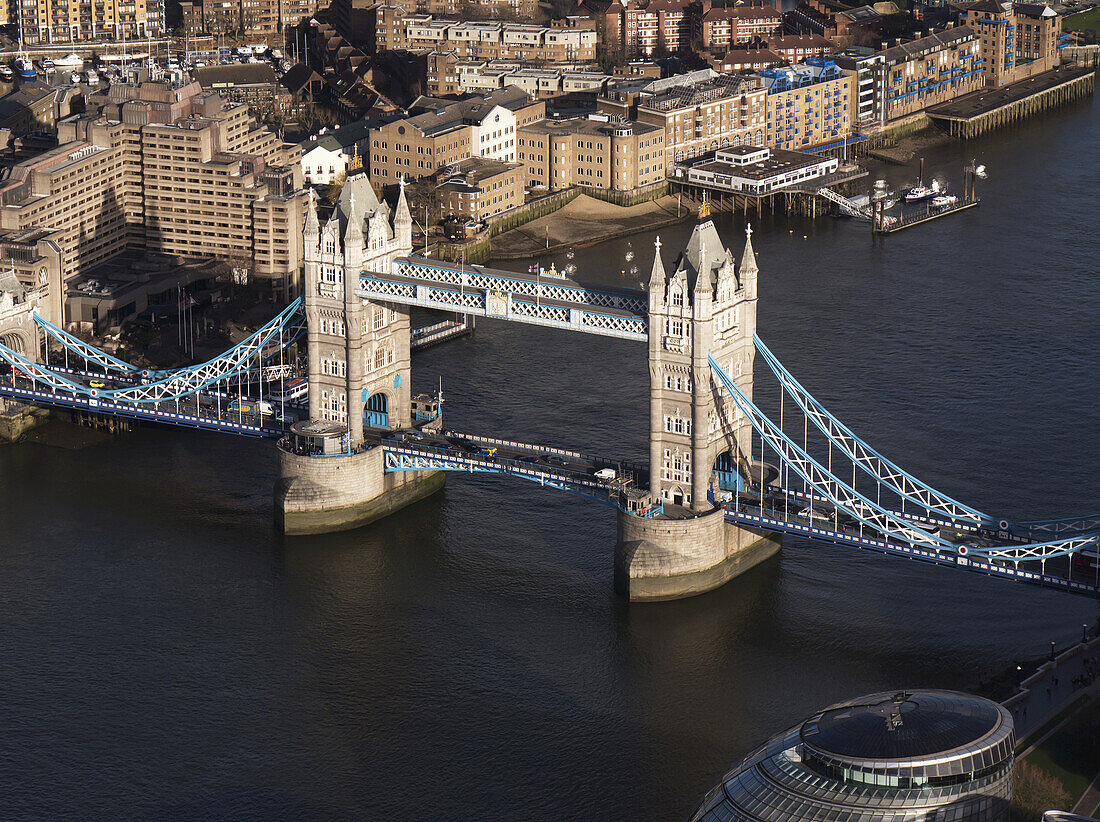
[931, 194, 958, 208]
[904, 185, 934, 203]
[0, 64, 14, 82]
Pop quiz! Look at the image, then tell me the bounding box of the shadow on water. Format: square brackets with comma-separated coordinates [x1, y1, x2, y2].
[0, 96, 1097, 820]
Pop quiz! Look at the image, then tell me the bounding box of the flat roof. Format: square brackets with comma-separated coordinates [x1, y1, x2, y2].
[691, 147, 830, 180]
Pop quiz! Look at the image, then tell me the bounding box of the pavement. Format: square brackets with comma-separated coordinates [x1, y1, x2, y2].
[1006, 636, 1100, 744]
[1073, 770, 1100, 817]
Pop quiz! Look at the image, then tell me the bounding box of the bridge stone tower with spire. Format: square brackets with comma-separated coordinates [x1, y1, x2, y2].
[275, 175, 443, 534]
[616, 214, 779, 601]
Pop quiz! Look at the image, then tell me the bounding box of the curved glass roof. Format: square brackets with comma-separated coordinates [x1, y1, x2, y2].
[800, 690, 1002, 761]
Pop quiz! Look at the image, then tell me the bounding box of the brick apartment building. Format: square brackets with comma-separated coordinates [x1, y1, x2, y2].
[700, 4, 782, 52]
[436, 157, 525, 221]
[517, 116, 665, 191]
[877, 26, 983, 120]
[600, 69, 768, 172]
[603, 0, 697, 57]
[17, 0, 161, 43]
[368, 86, 544, 184]
[377, 9, 597, 62]
[182, 0, 320, 35]
[966, 0, 1063, 87]
[0, 81, 306, 303]
[760, 57, 855, 151]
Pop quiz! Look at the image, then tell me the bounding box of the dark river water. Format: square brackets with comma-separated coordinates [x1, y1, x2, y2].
[2, 95, 1099, 820]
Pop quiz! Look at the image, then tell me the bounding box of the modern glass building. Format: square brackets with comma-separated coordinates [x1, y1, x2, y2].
[690, 690, 1015, 822]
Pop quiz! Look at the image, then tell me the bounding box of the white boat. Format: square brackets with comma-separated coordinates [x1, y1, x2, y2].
[904, 185, 934, 203]
[69, 72, 81, 84]
[931, 194, 958, 208]
[0, 64, 13, 82]
[55, 53, 84, 68]
[84, 69, 99, 84]
[15, 57, 36, 81]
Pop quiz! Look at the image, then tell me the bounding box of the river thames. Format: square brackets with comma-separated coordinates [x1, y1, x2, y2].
[1, 95, 1098, 819]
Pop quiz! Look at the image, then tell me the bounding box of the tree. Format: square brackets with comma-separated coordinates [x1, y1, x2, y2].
[326, 171, 348, 205]
[1010, 760, 1070, 822]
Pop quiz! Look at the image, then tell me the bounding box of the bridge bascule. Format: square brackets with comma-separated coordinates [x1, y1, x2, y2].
[0, 173, 1097, 602]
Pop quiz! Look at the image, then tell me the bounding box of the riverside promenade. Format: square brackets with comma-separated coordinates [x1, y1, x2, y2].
[1006, 635, 1100, 743]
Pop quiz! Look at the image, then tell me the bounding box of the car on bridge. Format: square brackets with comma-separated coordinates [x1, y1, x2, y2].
[798, 506, 831, 524]
[538, 454, 568, 468]
[594, 468, 617, 482]
[478, 446, 498, 458]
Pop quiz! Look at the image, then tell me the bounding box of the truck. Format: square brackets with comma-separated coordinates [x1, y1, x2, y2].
[227, 398, 277, 418]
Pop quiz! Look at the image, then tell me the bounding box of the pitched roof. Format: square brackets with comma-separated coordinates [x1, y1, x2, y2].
[880, 26, 976, 63]
[280, 63, 323, 94]
[193, 62, 278, 87]
[966, 0, 1006, 12]
[674, 219, 726, 291]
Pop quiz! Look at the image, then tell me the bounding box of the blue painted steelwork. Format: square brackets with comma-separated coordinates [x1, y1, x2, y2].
[0, 298, 305, 404]
[34, 313, 145, 375]
[711, 353, 951, 549]
[382, 440, 628, 509]
[358, 256, 649, 341]
[725, 507, 1100, 597]
[0, 382, 281, 437]
[714, 353, 1100, 569]
[753, 334, 992, 525]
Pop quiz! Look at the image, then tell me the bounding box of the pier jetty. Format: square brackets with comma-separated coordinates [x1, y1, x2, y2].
[928, 66, 1095, 138]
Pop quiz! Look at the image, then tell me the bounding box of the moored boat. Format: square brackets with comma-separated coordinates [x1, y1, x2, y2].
[904, 185, 934, 203]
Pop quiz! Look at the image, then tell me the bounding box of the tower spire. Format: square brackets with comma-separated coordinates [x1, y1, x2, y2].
[305, 187, 319, 235]
[739, 222, 758, 278]
[648, 234, 665, 290]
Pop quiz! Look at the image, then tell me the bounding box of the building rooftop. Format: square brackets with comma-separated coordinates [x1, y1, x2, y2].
[436, 156, 523, 190]
[800, 691, 1003, 761]
[880, 26, 977, 64]
[521, 116, 661, 137]
[690, 146, 830, 181]
[193, 63, 279, 87]
[640, 71, 762, 111]
[403, 85, 537, 136]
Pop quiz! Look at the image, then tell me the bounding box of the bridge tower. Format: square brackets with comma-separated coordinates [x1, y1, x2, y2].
[275, 175, 443, 534]
[616, 213, 779, 600]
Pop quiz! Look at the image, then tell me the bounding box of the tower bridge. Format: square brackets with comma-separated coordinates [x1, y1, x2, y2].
[1, 172, 1097, 602]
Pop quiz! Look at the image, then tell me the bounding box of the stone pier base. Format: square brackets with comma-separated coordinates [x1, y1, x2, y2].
[275, 444, 444, 535]
[615, 507, 781, 601]
[0, 402, 49, 442]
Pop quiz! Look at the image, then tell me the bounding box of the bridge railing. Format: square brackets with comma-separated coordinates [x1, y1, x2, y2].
[438, 427, 648, 480]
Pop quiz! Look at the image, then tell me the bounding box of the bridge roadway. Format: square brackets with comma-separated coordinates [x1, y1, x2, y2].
[1, 368, 288, 437]
[374, 427, 651, 510]
[725, 490, 1100, 598]
[359, 256, 649, 342]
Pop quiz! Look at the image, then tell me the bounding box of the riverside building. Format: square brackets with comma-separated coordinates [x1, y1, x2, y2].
[0, 81, 307, 305]
[600, 70, 768, 174]
[690, 689, 1015, 822]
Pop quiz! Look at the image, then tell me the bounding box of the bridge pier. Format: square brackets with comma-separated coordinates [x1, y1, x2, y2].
[615, 508, 780, 601]
[275, 442, 444, 535]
